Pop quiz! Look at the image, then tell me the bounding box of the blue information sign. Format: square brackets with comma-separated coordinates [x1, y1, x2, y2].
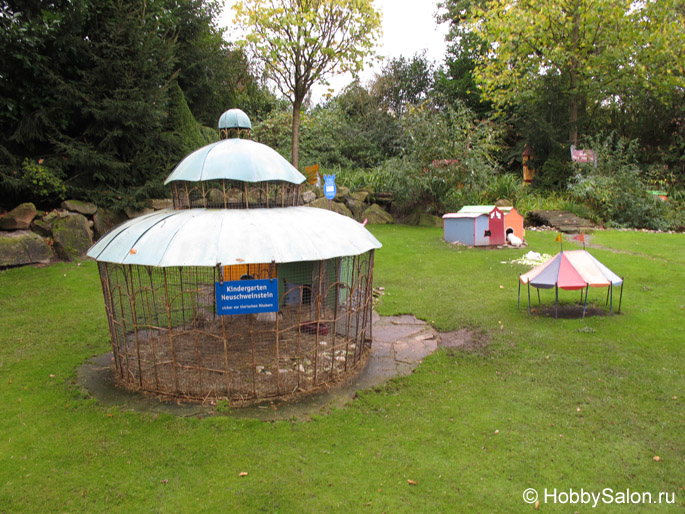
[215, 279, 279, 316]
[323, 174, 337, 200]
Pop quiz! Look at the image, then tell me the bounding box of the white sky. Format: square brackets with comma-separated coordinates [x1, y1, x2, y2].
[219, 0, 450, 103]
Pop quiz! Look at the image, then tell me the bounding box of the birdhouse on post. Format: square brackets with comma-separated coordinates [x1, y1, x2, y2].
[522, 146, 535, 186]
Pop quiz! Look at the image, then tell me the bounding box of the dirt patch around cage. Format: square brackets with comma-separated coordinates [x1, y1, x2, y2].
[109, 305, 373, 405]
[77, 312, 443, 420]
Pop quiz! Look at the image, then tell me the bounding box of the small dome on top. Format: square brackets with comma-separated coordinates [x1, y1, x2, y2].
[218, 109, 252, 130]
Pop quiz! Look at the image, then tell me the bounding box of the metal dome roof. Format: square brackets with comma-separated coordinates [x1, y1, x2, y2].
[164, 138, 306, 184]
[87, 207, 381, 267]
[218, 108, 252, 130]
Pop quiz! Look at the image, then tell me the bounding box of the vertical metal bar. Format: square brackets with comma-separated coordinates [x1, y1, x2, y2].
[618, 280, 624, 314]
[124, 266, 144, 388]
[115, 266, 132, 382]
[250, 318, 257, 399]
[609, 284, 614, 316]
[313, 260, 325, 385]
[582, 285, 589, 318]
[162, 268, 180, 392]
[191, 267, 203, 395]
[139, 266, 159, 391]
[179, 267, 186, 326]
[555, 283, 559, 319]
[527, 282, 531, 315]
[517, 274, 521, 309]
[101, 263, 123, 377]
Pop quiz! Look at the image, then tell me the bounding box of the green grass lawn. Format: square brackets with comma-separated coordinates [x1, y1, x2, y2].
[0, 228, 683, 512]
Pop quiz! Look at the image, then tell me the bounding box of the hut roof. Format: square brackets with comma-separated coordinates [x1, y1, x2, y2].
[458, 205, 516, 214]
[164, 139, 306, 185]
[87, 207, 381, 267]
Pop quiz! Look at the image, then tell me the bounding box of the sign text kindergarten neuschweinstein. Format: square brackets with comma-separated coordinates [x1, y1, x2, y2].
[215, 279, 279, 315]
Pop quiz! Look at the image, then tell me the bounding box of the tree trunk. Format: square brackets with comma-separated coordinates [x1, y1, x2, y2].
[569, 93, 579, 147]
[291, 97, 303, 170]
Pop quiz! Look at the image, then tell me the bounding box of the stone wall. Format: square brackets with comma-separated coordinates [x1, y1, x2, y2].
[0, 199, 172, 268]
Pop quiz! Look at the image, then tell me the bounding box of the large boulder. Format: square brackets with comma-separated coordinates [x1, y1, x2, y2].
[361, 204, 394, 224]
[124, 205, 155, 219]
[419, 214, 443, 227]
[0, 203, 37, 230]
[335, 185, 351, 199]
[301, 190, 317, 204]
[351, 190, 370, 204]
[305, 197, 354, 219]
[62, 199, 97, 216]
[0, 231, 53, 266]
[52, 213, 93, 260]
[30, 218, 54, 237]
[92, 208, 127, 240]
[148, 198, 173, 210]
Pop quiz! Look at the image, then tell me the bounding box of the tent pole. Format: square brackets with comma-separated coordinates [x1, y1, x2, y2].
[555, 283, 558, 319]
[618, 279, 624, 314]
[517, 274, 521, 309]
[582, 285, 589, 318]
[605, 285, 610, 306]
[609, 284, 613, 316]
[537, 287, 541, 304]
[527, 282, 531, 315]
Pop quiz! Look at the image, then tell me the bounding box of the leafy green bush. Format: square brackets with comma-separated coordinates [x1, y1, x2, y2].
[567, 133, 673, 229]
[20, 158, 67, 203]
[482, 173, 524, 204]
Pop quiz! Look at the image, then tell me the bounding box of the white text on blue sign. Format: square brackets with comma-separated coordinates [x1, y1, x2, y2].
[215, 279, 279, 315]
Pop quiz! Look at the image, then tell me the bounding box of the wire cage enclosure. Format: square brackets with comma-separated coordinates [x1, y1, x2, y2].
[88, 108, 382, 404]
[97, 251, 375, 403]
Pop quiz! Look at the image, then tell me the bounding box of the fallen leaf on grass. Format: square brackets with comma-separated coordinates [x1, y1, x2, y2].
[535, 500, 540, 509]
[160, 479, 168, 483]
[239, 472, 248, 477]
[653, 456, 661, 461]
[407, 479, 417, 485]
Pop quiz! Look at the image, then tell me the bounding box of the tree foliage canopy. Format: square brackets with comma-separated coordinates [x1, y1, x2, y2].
[233, 0, 382, 168]
[466, 0, 685, 144]
[0, 0, 269, 209]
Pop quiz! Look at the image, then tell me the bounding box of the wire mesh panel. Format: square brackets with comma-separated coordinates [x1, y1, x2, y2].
[170, 180, 301, 209]
[97, 251, 374, 403]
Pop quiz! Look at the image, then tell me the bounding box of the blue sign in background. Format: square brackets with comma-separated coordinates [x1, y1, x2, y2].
[323, 174, 337, 200]
[215, 279, 279, 315]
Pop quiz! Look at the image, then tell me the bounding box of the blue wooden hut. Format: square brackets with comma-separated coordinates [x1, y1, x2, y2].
[442, 212, 490, 246]
[443, 206, 508, 246]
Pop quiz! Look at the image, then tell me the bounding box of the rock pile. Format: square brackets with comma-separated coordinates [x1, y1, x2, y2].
[0, 199, 171, 267]
[302, 185, 394, 225]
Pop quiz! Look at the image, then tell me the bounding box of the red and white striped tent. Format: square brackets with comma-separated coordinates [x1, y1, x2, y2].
[518, 250, 624, 318]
